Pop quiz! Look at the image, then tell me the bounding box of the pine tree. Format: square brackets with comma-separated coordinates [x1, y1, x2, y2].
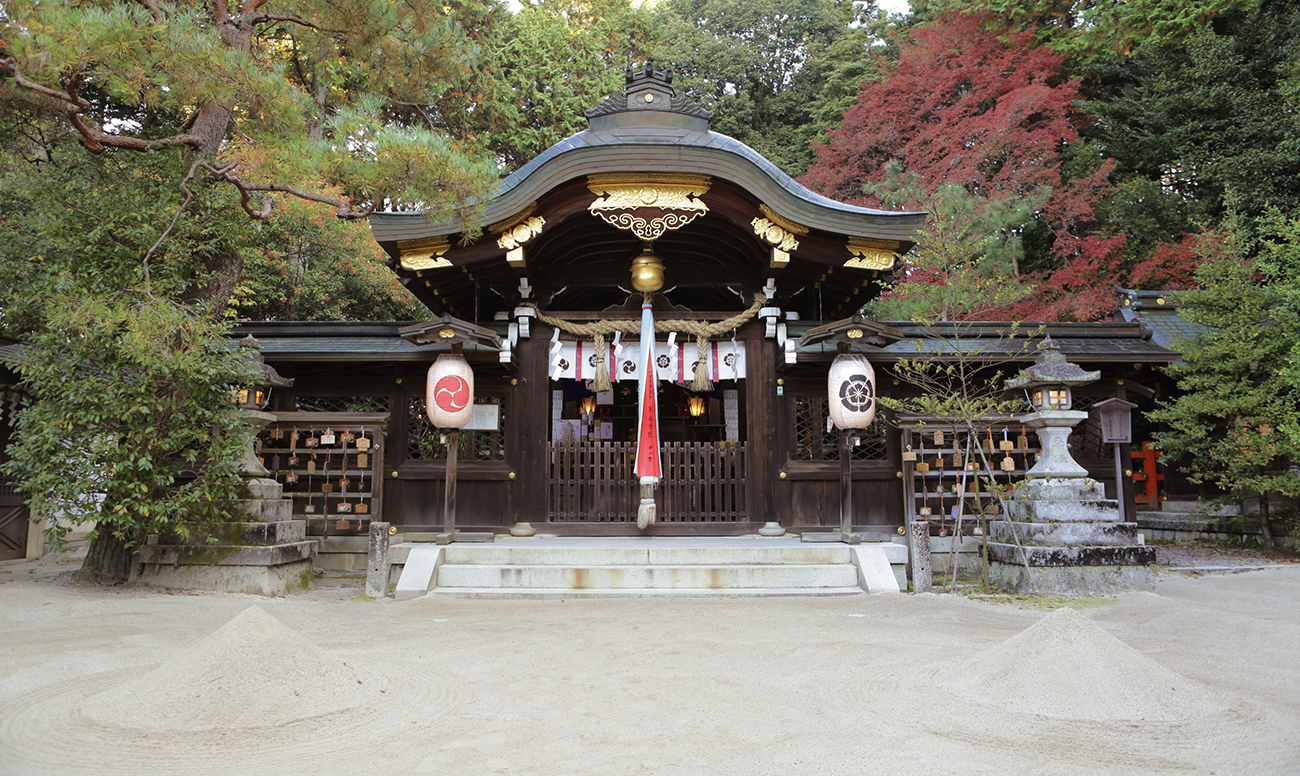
[1151, 208, 1300, 549]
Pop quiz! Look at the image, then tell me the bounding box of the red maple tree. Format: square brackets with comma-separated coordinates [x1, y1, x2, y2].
[802, 12, 1132, 321]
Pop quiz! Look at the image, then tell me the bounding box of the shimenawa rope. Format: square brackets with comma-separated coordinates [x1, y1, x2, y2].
[524, 293, 764, 392]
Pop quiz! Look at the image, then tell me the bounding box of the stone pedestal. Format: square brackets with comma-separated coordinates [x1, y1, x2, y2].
[137, 478, 315, 596]
[989, 476, 1155, 595]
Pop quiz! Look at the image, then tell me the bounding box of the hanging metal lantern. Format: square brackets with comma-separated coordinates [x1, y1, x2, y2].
[426, 354, 475, 429]
[828, 353, 876, 430]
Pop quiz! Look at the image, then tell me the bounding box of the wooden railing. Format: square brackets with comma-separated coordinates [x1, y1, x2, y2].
[549, 441, 746, 522]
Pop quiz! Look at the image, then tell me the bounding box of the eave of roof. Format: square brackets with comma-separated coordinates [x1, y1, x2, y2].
[234, 320, 1177, 365]
[370, 113, 925, 246]
[231, 322, 508, 362]
[790, 321, 1178, 364]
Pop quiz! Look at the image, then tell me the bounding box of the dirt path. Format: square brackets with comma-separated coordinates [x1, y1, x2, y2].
[1, 556, 1297, 775]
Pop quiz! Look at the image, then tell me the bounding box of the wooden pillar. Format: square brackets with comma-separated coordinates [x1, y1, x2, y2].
[1116, 385, 1136, 521]
[443, 429, 459, 534]
[510, 325, 551, 525]
[840, 430, 853, 536]
[745, 337, 777, 525]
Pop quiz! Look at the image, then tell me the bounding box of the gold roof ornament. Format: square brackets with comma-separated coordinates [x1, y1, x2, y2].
[495, 216, 546, 251]
[844, 237, 900, 271]
[587, 173, 711, 241]
[397, 237, 452, 271]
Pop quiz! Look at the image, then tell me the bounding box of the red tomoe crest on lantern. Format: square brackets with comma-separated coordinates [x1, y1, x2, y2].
[426, 354, 474, 429]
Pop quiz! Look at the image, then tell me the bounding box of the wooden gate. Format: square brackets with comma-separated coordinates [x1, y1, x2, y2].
[549, 442, 746, 522]
[0, 421, 28, 562]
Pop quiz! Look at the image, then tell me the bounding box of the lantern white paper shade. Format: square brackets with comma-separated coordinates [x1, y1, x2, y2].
[828, 353, 876, 430]
[426, 354, 475, 429]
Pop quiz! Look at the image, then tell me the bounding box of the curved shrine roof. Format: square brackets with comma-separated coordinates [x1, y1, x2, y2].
[369, 64, 924, 245]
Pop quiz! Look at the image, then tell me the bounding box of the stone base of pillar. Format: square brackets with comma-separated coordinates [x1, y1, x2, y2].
[757, 521, 786, 537]
[510, 522, 538, 537]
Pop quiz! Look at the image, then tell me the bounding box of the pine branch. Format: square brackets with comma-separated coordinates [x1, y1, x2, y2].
[142, 159, 210, 295]
[197, 162, 377, 219]
[0, 59, 205, 153]
[130, 0, 164, 21]
[250, 12, 349, 34]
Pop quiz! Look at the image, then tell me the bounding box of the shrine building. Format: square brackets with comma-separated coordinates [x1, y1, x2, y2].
[234, 63, 1177, 542]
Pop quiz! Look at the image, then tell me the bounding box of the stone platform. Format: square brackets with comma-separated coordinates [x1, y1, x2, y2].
[137, 482, 315, 596]
[991, 480, 1155, 595]
[389, 536, 910, 599]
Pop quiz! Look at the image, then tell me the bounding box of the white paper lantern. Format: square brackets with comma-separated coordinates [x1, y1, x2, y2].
[828, 353, 876, 430]
[426, 354, 475, 429]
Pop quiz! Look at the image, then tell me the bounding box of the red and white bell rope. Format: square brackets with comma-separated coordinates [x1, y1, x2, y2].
[634, 294, 662, 529]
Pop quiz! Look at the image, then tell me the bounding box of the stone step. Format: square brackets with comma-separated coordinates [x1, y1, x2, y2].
[441, 544, 856, 567]
[230, 498, 293, 523]
[160, 520, 306, 547]
[436, 563, 860, 590]
[986, 542, 1156, 567]
[989, 521, 1139, 546]
[1161, 500, 1240, 516]
[434, 587, 867, 599]
[139, 541, 315, 567]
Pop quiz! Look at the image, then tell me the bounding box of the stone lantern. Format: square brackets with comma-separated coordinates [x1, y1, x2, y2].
[990, 336, 1156, 595]
[1004, 336, 1099, 483]
[232, 336, 294, 478]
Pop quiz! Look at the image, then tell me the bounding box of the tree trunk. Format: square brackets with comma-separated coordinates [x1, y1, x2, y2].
[79, 530, 137, 582]
[1259, 492, 1275, 551]
[183, 242, 246, 316]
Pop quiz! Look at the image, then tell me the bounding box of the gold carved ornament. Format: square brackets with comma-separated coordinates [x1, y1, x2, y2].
[752, 205, 807, 267]
[587, 174, 711, 241]
[845, 237, 900, 271]
[490, 204, 546, 267]
[396, 237, 451, 271]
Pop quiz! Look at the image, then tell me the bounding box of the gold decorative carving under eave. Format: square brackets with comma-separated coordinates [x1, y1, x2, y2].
[751, 217, 801, 253]
[397, 237, 452, 271]
[586, 174, 711, 242]
[488, 202, 539, 234]
[586, 174, 712, 211]
[758, 204, 808, 235]
[845, 236, 901, 271]
[496, 216, 546, 251]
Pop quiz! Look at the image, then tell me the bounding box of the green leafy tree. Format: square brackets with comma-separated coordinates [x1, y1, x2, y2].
[1151, 208, 1300, 549]
[229, 193, 430, 321]
[0, 126, 270, 579]
[910, 0, 1260, 66]
[472, 0, 656, 170]
[650, 0, 863, 177]
[1084, 5, 1300, 228]
[864, 168, 1042, 322]
[0, 0, 505, 580]
[4, 293, 254, 581]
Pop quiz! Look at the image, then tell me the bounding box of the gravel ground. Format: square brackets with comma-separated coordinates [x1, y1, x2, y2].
[1151, 541, 1300, 569]
[1, 542, 1298, 775]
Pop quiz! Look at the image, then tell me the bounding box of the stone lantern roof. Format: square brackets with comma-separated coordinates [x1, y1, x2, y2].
[1005, 336, 1100, 390]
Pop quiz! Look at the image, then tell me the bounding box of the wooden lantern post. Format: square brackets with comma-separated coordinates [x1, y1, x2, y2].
[798, 316, 901, 542]
[1093, 398, 1138, 522]
[399, 315, 504, 542]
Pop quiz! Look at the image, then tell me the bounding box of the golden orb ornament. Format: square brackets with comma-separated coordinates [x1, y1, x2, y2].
[630, 246, 665, 293]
